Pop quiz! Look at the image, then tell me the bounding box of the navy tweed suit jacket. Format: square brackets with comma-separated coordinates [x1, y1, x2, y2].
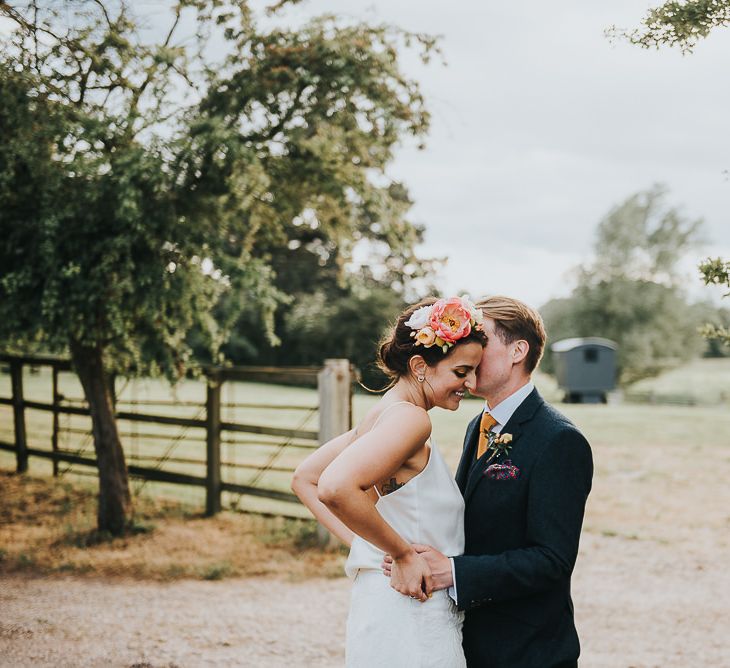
[453, 388, 593, 668]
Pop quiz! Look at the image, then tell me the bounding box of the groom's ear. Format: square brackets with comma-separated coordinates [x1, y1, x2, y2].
[511, 340, 529, 366]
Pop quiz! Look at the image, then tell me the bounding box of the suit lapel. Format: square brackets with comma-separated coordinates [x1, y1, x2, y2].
[456, 412, 482, 494]
[462, 388, 544, 503]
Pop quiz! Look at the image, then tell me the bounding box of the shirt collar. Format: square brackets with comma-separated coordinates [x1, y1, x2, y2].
[484, 381, 534, 430]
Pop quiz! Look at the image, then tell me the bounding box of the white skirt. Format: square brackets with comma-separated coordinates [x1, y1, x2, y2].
[346, 570, 466, 668]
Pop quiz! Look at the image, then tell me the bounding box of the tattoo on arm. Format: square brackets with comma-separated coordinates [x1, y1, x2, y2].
[381, 477, 405, 495]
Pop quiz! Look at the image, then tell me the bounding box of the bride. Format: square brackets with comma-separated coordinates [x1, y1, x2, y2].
[291, 296, 486, 667]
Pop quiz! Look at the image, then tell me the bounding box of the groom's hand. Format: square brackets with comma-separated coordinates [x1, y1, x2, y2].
[382, 544, 454, 591]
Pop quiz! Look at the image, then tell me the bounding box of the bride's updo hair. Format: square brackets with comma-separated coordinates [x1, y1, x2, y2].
[377, 297, 487, 384]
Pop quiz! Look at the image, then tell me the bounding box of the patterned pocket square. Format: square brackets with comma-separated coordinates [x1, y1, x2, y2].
[485, 459, 520, 480]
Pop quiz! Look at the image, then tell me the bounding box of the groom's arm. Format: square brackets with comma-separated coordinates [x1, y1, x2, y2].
[452, 427, 593, 612]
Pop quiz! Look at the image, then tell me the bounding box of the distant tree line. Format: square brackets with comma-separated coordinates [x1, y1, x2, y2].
[541, 186, 729, 385]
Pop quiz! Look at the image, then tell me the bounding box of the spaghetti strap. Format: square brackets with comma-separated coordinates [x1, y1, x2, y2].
[370, 400, 414, 430]
[352, 400, 414, 442]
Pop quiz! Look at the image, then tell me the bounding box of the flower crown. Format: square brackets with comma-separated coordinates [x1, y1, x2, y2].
[405, 296, 484, 354]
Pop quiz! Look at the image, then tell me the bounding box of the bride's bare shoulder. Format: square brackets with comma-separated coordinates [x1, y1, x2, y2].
[360, 400, 431, 438]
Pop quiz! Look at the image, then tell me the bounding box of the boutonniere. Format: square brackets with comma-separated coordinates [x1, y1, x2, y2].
[484, 431, 514, 463]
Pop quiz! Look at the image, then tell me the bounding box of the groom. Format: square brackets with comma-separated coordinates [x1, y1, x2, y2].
[389, 296, 593, 667]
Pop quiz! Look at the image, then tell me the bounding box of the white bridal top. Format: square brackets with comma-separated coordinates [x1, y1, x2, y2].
[344, 402, 465, 578]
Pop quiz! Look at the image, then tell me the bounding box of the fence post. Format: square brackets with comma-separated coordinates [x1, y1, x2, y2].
[205, 370, 222, 516]
[52, 365, 60, 477]
[316, 359, 351, 544]
[10, 361, 28, 473]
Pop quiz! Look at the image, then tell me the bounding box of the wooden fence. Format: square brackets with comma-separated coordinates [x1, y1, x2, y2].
[0, 354, 352, 516]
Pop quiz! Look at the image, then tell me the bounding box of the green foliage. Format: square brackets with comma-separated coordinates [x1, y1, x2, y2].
[17, 552, 36, 569]
[200, 562, 234, 580]
[698, 258, 730, 346]
[257, 517, 332, 550]
[281, 282, 405, 387]
[0, 1, 435, 380]
[608, 0, 730, 53]
[60, 528, 115, 549]
[208, 180, 440, 373]
[699, 257, 730, 290]
[542, 187, 708, 384]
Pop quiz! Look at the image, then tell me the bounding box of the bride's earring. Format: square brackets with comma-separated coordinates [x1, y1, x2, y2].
[417, 375, 425, 383]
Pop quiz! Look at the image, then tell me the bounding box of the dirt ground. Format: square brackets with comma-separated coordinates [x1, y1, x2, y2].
[1, 527, 727, 668]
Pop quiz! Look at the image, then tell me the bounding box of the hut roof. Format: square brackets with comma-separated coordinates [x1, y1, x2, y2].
[550, 337, 618, 353]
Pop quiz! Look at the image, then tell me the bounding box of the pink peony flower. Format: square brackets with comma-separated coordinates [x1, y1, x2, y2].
[429, 297, 473, 343]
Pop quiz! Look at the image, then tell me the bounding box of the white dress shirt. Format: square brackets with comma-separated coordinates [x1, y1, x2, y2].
[448, 380, 535, 603]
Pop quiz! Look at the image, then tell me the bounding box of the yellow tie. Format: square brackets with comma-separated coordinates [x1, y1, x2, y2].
[476, 411, 498, 460]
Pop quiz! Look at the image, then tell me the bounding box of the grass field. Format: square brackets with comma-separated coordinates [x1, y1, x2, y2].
[0, 367, 324, 515]
[1, 366, 729, 575]
[1, 359, 729, 522]
[0, 470, 346, 580]
[627, 357, 730, 404]
[3, 366, 729, 577]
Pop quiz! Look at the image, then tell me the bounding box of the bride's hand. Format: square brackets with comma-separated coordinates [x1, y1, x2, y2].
[389, 550, 433, 602]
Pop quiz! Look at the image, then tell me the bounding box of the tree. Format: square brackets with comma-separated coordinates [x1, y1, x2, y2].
[541, 187, 707, 383]
[610, 0, 730, 348]
[209, 178, 444, 387]
[280, 283, 405, 381]
[609, 0, 730, 53]
[0, 1, 435, 534]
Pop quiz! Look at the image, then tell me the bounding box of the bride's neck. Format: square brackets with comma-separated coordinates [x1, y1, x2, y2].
[387, 378, 429, 411]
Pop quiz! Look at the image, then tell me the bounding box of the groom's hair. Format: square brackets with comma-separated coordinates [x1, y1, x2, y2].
[475, 296, 546, 373]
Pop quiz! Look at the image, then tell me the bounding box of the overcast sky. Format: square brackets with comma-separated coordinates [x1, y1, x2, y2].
[278, 0, 730, 308]
[5, 1, 728, 308]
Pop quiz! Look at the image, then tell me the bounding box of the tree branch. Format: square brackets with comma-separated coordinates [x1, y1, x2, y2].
[0, 2, 66, 44]
[243, 81, 308, 145]
[123, 3, 183, 131]
[91, 0, 114, 31]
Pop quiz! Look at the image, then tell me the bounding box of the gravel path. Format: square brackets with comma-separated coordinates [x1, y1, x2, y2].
[1, 532, 727, 667]
[0, 576, 349, 668]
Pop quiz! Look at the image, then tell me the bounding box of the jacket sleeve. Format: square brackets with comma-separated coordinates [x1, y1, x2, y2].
[452, 427, 593, 612]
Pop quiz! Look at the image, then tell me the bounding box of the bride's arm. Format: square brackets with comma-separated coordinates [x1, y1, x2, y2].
[291, 429, 358, 546]
[317, 404, 434, 600]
